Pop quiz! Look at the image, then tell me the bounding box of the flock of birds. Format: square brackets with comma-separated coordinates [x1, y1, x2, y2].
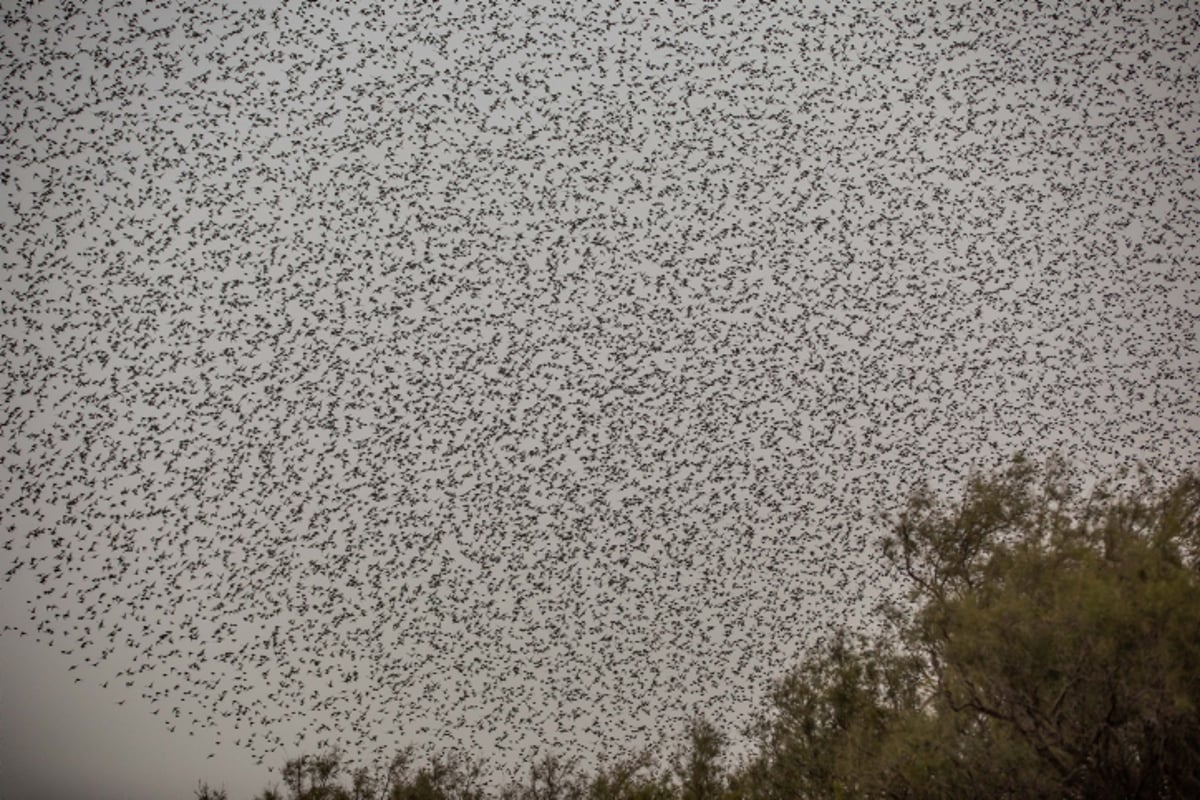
[2, 0, 1197, 784]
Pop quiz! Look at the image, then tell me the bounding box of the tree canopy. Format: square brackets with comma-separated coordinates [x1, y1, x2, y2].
[742, 454, 1200, 798]
[191, 455, 1200, 800]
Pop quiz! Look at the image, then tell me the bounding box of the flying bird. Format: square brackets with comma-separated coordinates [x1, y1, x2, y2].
[0, 0, 1196, 788]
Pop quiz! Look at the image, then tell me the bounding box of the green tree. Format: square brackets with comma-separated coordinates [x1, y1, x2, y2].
[351, 764, 377, 800]
[184, 454, 1200, 800]
[880, 454, 1200, 798]
[390, 751, 488, 800]
[525, 753, 586, 800]
[588, 749, 674, 800]
[738, 631, 924, 800]
[673, 715, 727, 800]
[737, 455, 1200, 799]
[378, 747, 416, 800]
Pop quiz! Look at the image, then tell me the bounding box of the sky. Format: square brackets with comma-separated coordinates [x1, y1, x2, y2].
[2, 0, 1198, 798]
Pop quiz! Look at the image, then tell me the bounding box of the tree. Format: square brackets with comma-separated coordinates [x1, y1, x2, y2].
[183, 454, 1200, 799]
[378, 747, 416, 800]
[739, 631, 924, 800]
[390, 751, 488, 800]
[283, 756, 310, 800]
[524, 753, 585, 800]
[307, 748, 344, 799]
[588, 749, 674, 800]
[879, 454, 1200, 798]
[673, 715, 727, 800]
[194, 780, 229, 800]
[351, 764, 378, 800]
[734, 454, 1200, 798]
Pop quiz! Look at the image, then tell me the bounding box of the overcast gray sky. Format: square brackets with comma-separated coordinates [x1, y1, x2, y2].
[2, 0, 1198, 798]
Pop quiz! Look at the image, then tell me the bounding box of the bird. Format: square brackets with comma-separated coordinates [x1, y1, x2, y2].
[0, 0, 1196, 791]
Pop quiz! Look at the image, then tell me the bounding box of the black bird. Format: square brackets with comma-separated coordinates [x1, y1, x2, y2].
[0, 0, 1195, 786]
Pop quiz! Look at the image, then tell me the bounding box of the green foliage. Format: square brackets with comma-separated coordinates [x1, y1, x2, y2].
[673, 716, 727, 800]
[737, 454, 1200, 798]
[919, 459, 1200, 798]
[519, 753, 587, 800]
[390, 751, 488, 800]
[875, 455, 1200, 798]
[739, 631, 925, 800]
[350, 765, 377, 800]
[588, 750, 673, 800]
[194, 455, 1200, 799]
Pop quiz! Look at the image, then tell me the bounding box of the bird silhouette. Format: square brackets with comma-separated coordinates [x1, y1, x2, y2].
[0, 0, 1197, 788]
